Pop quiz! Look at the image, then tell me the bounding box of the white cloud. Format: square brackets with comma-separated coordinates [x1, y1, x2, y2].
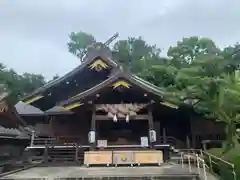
[0, 0, 239, 78]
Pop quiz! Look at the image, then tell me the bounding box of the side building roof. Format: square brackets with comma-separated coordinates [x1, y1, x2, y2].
[0, 94, 28, 128]
[15, 101, 45, 116]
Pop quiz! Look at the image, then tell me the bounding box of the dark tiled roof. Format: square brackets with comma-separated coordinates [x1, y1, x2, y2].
[15, 101, 45, 116]
[60, 71, 165, 106]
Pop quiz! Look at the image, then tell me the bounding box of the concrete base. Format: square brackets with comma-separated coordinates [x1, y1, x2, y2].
[1, 164, 202, 179]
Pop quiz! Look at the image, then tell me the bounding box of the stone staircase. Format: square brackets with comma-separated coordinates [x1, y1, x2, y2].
[42, 146, 85, 163]
[169, 147, 219, 180]
[47, 147, 76, 162]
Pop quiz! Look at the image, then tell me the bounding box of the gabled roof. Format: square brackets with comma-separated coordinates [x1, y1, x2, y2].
[21, 43, 119, 102]
[15, 101, 45, 116]
[59, 70, 165, 106]
[0, 96, 28, 127]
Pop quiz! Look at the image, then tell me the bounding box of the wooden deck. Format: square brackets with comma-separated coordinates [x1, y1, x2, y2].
[0, 164, 216, 179]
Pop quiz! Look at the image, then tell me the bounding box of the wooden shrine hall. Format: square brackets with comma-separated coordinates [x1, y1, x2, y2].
[20, 42, 225, 166]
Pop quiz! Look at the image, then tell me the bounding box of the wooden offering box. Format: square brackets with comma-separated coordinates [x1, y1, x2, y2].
[134, 150, 163, 165]
[113, 150, 135, 166]
[84, 151, 112, 166]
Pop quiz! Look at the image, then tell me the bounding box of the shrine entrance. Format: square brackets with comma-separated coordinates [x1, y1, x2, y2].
[97, 120, 149, 146]
[92, 103, 155, 148]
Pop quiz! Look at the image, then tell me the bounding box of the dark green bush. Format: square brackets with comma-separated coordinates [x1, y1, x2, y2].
[207, 147, 240, 180]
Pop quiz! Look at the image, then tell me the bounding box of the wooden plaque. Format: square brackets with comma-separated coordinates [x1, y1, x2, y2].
[97, 140, 107, 148]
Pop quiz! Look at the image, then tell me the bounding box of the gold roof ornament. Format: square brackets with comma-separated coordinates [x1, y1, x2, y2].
[63, 102, 83, 110]
[112, 80, 131, 89]
[89, 59, 109, 71]
[23, 95, 44, 104]
[160, 101, 178, 109]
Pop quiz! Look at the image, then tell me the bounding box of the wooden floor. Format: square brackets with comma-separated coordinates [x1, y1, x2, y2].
[0, 164, 218, 179]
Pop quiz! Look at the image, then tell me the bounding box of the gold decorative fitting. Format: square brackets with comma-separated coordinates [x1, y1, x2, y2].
[160, 101, 178, 109]
[0, 107, 5, 112]
[23, 95, 44, 104]
[112, 80, 131, 89]
[0, 101, 8, 112]
[89, 59, 109, 71]
[121, 153, 127, 161]
[63, 102, 83, 110]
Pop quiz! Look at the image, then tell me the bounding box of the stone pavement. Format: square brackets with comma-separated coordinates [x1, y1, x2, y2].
[1, 164, 201, 179]
[1, 164, 219, 179]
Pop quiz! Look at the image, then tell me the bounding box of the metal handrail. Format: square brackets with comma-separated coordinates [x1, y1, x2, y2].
[179, 148, 237, 180]
[179, 151, 208, 180]
[203, 151, 236, 180]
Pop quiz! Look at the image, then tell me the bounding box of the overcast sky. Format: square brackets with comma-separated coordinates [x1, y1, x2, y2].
[0, 0, 240, 79]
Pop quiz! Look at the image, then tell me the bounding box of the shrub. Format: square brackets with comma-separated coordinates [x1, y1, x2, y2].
[221, 146, 240, 180]
[207, 147, 240, 180]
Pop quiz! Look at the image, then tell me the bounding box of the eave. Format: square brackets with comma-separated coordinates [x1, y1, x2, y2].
[59, 70, 165, 107]
[21, 47, 119, 104]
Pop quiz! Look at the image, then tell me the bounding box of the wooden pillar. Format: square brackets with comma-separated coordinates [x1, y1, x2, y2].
[43, 145, 48, 163]
[154, 121, 161, 144]
[192, 133, 196, 149]
[186, 135, 191, 149]
[75, 143, 79, 162]
[189, 113, 194, 148]
[148, 108, 154, 130]
[148, 107, 155, 147]
[49, 116, 53, 129]
[163, 128, 166, 144]
[90, 105, 96, 150]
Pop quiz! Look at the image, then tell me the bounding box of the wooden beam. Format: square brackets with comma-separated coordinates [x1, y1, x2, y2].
[95, 114, 149, 120]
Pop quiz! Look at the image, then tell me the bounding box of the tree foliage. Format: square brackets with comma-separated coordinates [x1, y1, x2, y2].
[67, 31, 96, 61]
[0, 63, 46, 104]
[67, 31, 240, 151]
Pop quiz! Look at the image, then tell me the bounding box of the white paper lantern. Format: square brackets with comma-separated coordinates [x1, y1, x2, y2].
[88, 131, 96, 143]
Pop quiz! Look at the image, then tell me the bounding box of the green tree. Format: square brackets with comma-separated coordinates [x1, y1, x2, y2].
[67, 31, 96, 61]
[67, 31, 165, 85]
[163, 54, 240, 152]
[112, 37, 161, 73]
[222, 43, 240, 73]
[66, 32, 240, 151]
[0, 64, 46, 104]
[167, 36, 220, 68]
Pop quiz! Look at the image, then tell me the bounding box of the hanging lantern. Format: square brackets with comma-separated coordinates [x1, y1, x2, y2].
[125, 114, 129, 123]
[113, 114, 118, 122]
[149, 130, 156, 142]
[88, 131, 96, 143]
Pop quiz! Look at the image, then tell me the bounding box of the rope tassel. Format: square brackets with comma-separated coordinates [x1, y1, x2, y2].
[126, 114, 129, 123]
